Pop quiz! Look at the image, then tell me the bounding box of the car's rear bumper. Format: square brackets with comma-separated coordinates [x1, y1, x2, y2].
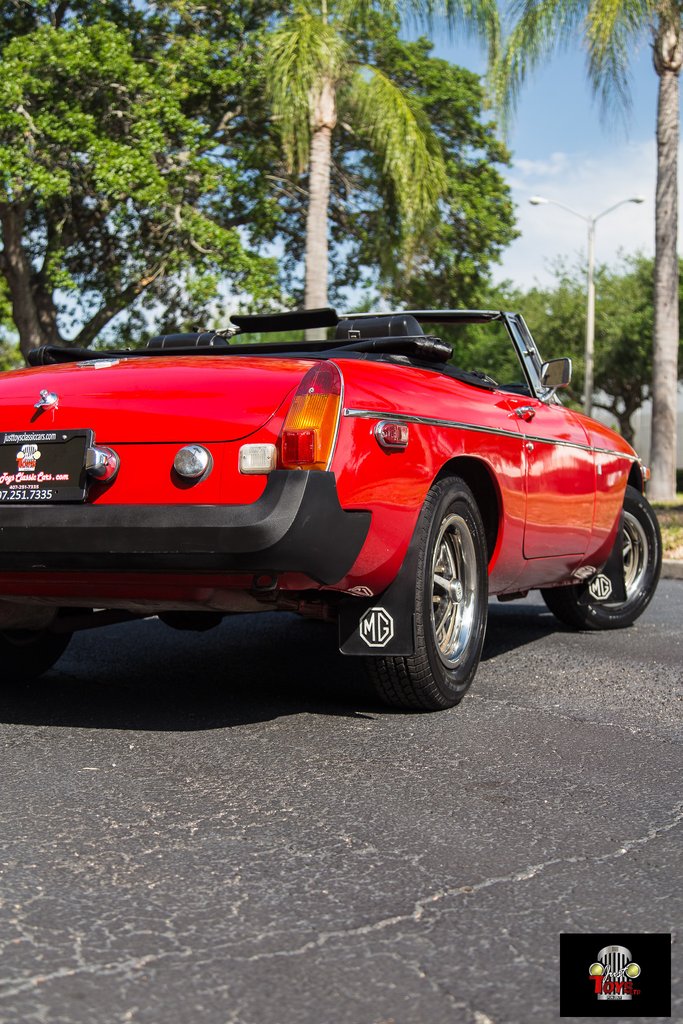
[0, 471, 371, 585]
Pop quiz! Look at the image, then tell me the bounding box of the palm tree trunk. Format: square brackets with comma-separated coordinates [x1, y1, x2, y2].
[650, 23, 682, 500]
[305, 77, 336, 341]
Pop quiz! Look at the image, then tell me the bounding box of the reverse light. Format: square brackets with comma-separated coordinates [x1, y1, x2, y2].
[239, 443, 277, 474]
[280, 361, 342, 470]
[174, 444, 212, 479]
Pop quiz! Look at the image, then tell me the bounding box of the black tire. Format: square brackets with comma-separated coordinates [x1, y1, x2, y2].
[541, 485, 662, 630]
[367, 476, 488, 711]
[0, 629, 71, 680]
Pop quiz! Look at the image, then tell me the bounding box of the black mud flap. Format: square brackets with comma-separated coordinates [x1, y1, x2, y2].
[338, 528, 421, 657]
[579, 515, 627, 605]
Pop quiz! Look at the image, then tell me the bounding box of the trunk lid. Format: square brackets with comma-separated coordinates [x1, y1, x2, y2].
[0, 355, 315, 443]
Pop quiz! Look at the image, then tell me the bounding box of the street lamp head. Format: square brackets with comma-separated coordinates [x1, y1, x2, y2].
[529, 196, 549, 205]
[630, 196, 646, 204]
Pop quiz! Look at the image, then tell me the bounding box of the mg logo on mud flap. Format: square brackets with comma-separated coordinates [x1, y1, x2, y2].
[588, 573, 613, 601]
[359, 607, 394, 648]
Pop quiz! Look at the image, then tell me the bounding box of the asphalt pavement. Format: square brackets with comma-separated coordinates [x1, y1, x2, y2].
[0, 582, 681, 1024]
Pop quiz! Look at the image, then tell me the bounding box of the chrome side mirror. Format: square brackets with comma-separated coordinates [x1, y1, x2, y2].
[541, 357, 572, 389]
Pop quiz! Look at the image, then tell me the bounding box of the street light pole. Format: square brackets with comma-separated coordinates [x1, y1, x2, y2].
[529, 195, 645, 417]
[585, 217, 596, 416]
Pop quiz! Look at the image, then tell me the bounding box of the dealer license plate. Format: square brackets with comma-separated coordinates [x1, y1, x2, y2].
[0, 429, 93, 502]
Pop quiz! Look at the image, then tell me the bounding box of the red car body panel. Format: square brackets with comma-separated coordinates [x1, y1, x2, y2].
[322, 358, 635, 598]
[0, 312, 641, 621]
[0, 356, 307, 446]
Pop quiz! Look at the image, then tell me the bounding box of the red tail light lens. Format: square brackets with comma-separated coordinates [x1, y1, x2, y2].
[280, 361, 342, 470]
[282, 429, 316, 465]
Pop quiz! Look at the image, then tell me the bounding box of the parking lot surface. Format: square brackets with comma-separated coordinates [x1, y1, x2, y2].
[0, 582, 680, 1024]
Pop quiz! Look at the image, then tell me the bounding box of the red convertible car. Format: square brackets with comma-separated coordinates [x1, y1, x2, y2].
[0, 308, 661, 709]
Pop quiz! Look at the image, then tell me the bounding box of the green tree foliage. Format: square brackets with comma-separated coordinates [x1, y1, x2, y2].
[272, 14, 516, 310]
[0, 1, 517, 360]
[264, 1, 501, 321]
[0, 277, 20, 370]
[0, 1, 282, 359]
[494, 0, 682, 499]
[359, 28, 517, 308]
[498, 256, 683, 446]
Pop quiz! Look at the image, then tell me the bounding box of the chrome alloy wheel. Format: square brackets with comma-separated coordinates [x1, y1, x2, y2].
[622, 509, 648, 599]
[431, 513, 477, 668]
[367, 476, 488, 710]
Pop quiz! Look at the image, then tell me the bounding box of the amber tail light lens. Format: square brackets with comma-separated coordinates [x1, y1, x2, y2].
[280, 361, 342, 470]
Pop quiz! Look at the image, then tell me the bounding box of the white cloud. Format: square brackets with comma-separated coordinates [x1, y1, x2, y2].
[495, 137, 669, 290]
[512, 152, 571, 178]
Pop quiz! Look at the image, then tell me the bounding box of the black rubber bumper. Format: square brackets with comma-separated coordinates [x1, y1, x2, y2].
[0, 471, 371, 585]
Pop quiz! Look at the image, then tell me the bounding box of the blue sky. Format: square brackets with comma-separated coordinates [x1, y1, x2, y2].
[421, 29, 664, 289]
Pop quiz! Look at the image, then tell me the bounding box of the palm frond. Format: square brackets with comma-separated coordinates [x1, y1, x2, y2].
[336, 0, 402, 27]
[264, 10, 348, 173]
[335, 1, 500, 63]
[426, 0, 502, 63]
[348, 65, 448, 236]
[494, 0, 588, 126]
[497, 0, 659, 126]
[585, 0, 654, 113]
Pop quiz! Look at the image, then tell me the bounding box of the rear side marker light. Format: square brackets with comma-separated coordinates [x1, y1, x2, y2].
[239, 443, 277, 475]
[374, 420, 409, 450]
[85, 446, 119, 481]
[280, 361, 342, 470]
[174, 444, 212, 480]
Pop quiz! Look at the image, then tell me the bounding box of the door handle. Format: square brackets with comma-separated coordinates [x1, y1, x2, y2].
[514, 405, 536, 421]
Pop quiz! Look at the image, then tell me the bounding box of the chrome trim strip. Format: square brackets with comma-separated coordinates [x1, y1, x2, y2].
[342, 407, 638, 461]
[327, 361, 345, 472]
[345, 407, 520, 441]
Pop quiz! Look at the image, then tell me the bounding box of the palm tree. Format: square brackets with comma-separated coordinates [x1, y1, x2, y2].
[264, 1, 499, 337]
[496, 0, 681, 500]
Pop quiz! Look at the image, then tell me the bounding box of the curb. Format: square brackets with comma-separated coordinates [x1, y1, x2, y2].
[661, 559, 683, 580]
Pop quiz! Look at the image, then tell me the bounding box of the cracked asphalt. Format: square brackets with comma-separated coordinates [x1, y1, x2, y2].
[0, 581, 681, 1024]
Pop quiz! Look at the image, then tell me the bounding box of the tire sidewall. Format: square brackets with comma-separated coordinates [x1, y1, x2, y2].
[0, 629, 71, 680]
[581, 486, 662, 628]
[415, 478, 488, 704]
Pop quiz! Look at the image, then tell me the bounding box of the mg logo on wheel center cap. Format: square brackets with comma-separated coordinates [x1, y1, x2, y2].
[359, 607, 394, 648]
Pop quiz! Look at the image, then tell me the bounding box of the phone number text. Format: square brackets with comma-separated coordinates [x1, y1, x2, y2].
[0, 489, 54, 501]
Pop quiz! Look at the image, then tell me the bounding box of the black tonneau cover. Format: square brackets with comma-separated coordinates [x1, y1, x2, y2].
[27, 308, 505, 367]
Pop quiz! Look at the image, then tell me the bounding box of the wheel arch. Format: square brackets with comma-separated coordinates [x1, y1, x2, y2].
[628, 462, 644, 493]
[434, 457, 501, 565]
[541, 482, 662, 630]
